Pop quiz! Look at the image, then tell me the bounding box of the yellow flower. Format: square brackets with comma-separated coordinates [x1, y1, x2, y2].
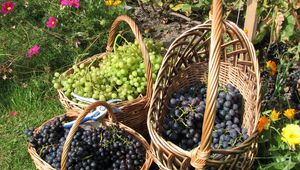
[281, 124, 300, 150]
[284, 108, 297, 119]
[105, 0, 113, 6]
[270, 109, 280, 121]
[266, 60, 277, 76]
[257, 116, 270, 133]
[105, 0, 122, 6]
[113, 0, 122, 6]
[244, 28, 248, 36]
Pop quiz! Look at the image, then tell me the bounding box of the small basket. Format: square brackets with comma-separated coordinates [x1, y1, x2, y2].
[28, 102, 152, 170]
[147, 1, 261, 169]
[58, 15, 153, 136]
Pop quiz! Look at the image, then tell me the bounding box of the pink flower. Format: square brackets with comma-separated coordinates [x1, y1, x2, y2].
[46, 17, 57, 28]
[1, 1, 15, 14]
[9, 111, 17, 117]
[27, 45, 40, 58]
[60, 0, 80, 9]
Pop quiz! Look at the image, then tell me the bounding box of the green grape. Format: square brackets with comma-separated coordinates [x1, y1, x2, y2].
[67, 79, 73, 84]
[111, 93, 117, 98]
[79, 63, 85, 69]
[137, 87, 143, 93]
[72, 65, 78, 70]
[53, 38, 163, 103]
[154, 64, 160, 71]
[127, 95, 134, 101]
[122, 77, 127, 82]
[99, 95, 106, 101]
[94, 90, 100, 95]
[118, 62, 124, 68]
[84, 86, 91, 93]
[80, 77, 86, 85]
[53, 83, 61, 89]
[120, 69, 127, 76]
[116, 80, 122, 85]
[92, 93, 99, 99]
[105, 86, 113, 93]
[54, 72, 60, 77]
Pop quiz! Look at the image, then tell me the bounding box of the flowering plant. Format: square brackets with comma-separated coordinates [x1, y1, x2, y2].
[0, 0, 127, 81]
[257, 108, 300, 169]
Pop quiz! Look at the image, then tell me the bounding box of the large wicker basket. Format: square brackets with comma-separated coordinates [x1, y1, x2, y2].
[147, 1, 261, 169]
[28, 101, 152, 170]
[58, 15, 152, 136]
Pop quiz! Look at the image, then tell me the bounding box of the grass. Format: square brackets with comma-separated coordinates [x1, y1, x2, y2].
[0, 74, 65, 169]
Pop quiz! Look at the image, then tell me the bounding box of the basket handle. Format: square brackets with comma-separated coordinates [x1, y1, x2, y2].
[106, 15, 153, 103]
[191, 0, 223, 169]
[60, 101, 116, 170]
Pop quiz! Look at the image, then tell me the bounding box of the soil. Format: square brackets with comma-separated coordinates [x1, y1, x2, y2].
[131, 6, 199, 48]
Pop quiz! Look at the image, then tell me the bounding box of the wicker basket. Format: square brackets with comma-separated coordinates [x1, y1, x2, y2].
[28, 102, 152, 170]
[58, 15, 152, 136]
[147, 1, 261, 169]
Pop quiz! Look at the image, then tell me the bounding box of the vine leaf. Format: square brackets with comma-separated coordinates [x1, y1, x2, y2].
[170, 4, 185, 11]
[170, 3, 192, 16]
[280, 14, 296, 41]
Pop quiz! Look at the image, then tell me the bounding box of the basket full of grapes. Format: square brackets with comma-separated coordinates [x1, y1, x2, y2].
[147, 2, 261, 169]
[27, 101, 152, 170]
[52, 15, 163, 136]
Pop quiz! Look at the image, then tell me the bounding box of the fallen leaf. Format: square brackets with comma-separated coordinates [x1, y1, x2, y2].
[21, 83, 28, 88]
[293, 0, 300, 9]
[9, 111, 17, 117]
[275, 12, 284, 40]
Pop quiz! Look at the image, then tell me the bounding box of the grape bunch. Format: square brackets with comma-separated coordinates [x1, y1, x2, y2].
[52, 38, 163, 102]
[161, 83, 206, 150]
[161, 83, 249, 151]
[26, 117, 146, 170]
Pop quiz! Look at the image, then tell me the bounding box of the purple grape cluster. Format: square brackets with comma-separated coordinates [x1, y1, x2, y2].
[25, 117, 146, 170]
[161, 83, 206, 150]
[161, 83, 249, 151]
[213, 84, 248, 149]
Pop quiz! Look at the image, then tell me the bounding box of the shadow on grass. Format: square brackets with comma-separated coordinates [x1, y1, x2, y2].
[0, 74, 65, 169]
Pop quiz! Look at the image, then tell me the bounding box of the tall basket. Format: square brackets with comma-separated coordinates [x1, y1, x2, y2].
[58, 15, 153, 136]
[147, 0, 261, 169]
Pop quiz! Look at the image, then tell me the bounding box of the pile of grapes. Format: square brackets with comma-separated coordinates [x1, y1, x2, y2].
[25, 116, 146, 170]
[161, 83, 249, 150]
[52, 38, 163, 102]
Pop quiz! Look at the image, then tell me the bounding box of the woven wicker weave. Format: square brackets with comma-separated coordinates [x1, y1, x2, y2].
[147, 0, 261, 169]
[28, 102, 152, 170]
[58, 15, 152, 136]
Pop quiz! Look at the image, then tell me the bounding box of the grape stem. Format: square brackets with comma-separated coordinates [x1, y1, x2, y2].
[113, 34, 130, 52]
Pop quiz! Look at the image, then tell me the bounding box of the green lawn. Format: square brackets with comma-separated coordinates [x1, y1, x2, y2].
[0, 74, 65, 169]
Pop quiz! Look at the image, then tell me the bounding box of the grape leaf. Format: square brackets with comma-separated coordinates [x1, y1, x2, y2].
[171, 3, 185, 11]
[281, 14, 296, 41]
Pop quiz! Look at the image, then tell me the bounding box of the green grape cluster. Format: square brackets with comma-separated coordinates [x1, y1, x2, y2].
[53, 39, 163, 103]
